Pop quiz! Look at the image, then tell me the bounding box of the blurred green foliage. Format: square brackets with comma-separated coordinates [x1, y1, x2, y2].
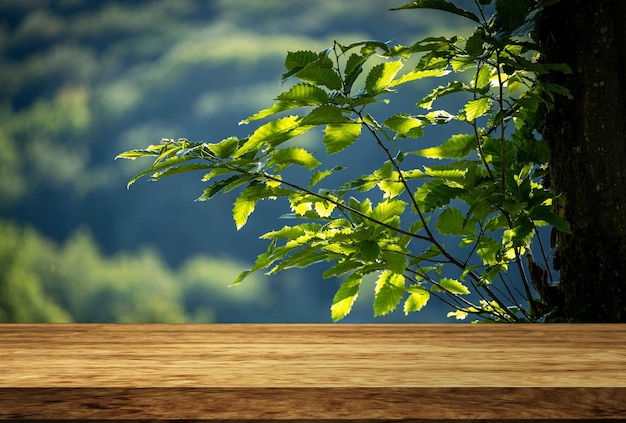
[0, 218, 282, 322]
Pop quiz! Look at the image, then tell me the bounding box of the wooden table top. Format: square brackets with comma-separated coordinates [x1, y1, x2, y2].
[1, 324, 625, 421]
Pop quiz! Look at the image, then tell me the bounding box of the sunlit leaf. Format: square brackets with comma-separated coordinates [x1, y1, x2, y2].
[301, 105, 349, 125]
[331, 273, 362, 321]
[323, 122, 362, 154]
[477, 236, 502, 266]
[438, 277, 470, 295]
[436, 207, 473, 236]
[207, 137, 239, 158]
[365, 61, 403, 95]
[404, 287, 430, 314]
[261, 225, 306, 240]
[309, 166, 344, 188]
[198, 175, 236, 201]
[314, 200, 336, 218]
[379, 178, 405, 198]
[370, 198, 407, 224]
[277, 83, 330, 105]
[383, 244, 407, 274]
[296, 66, 342, 90]
[270, 147, 321, 170]
[235, 116, 311, 158]
[344, 53, 370, 92]
[447, 309, 469, 320]
[240, 102, 302, 124]
[323, 258, 362, 279]
[115, 148, 159, 160]
[282, 50, 319, 81]
[417, 81, 467, 110]
[125, 154, 194, 188]
[389, 69, 450, 87]
[374, 271, 405, 316]
[233, 185, 260, 230]
[414, 180, 463, 212]
[464, 97, 492, 121]
[414, 134, 476, 159]
[269, 247, 331, 274]
[474, 64, 492, 89]
[383, 114, 428, 139]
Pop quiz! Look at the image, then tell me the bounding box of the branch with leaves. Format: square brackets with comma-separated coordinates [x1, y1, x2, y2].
[118, 0, 571, 322]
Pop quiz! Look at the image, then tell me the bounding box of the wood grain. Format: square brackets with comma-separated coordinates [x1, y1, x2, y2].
[0, 324, 625, 421]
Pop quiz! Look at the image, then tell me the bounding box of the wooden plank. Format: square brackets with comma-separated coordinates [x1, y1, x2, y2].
[0, 324, 625, 421]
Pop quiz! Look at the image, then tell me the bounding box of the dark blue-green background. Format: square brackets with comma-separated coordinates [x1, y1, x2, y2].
[0, 0, 475, 322]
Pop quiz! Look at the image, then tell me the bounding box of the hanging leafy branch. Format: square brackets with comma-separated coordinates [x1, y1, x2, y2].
[117, 0, 571, 322]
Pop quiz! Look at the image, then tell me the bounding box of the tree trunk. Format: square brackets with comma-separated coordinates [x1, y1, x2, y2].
[539, 0, 626, 321]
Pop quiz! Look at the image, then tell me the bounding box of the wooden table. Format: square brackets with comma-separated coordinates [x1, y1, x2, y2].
[1, 324, 625, 421]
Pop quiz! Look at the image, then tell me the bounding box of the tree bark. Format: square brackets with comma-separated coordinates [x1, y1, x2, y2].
[539, 0, 626, 321]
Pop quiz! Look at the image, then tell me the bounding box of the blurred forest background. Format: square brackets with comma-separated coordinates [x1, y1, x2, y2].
[0, 0, 474, 323]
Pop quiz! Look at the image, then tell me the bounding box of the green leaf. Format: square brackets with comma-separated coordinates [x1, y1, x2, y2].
[115, 148, 159, 160]
[235, 116, 312, 158]
[125, 154, 194, 188]
[436, 207, 473, 236]
[301, 105, 349, 125]
[464, 97, 492, 121]
[198, 175, 235, 201]
[379, 178, 405, 199]
[392, 0, 480, 23]
[233, 185, 261, 230]
[417, 81, 467, 110]
[151, 163, 213, 181]
[270, 147, 321, 170]
[374, 271, 405, 317]
[296, 66, 342, 91]
[269, 247, 331, 274]
[389, 69, 450, 87]
[370, 198, 407, 225]
[438, 277, 470, 294]
[359, 239, 380, 261]
[383, 245, 407, 274]
[404, 287, 430, 314]
[309, 166, 344, 188]
[277, 83, 330, 105]
[314, 200, 336, 218]
[414, 134, 476, 159]
[331, 273, 363, 322]
[474, 65, 492, 89]
[465, 31, 484, 57]
[344, 53, 370, 93]
[414, 180, 463, 212]
[323, 122, 362, 154]
[261, 225, 305, 240]
[495, 0, 530, 32]
[282, 50, 319, 81]
[530, 205, 572, 234]
[323, 258, 362, 279]
[477, 236, 502, 266]
[451, 55, 474, 71]
[365, 61, 404, 95]
[207, 137, 239, 158]
[383, 114, 428, 139]
[240, 102, 302, 124]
